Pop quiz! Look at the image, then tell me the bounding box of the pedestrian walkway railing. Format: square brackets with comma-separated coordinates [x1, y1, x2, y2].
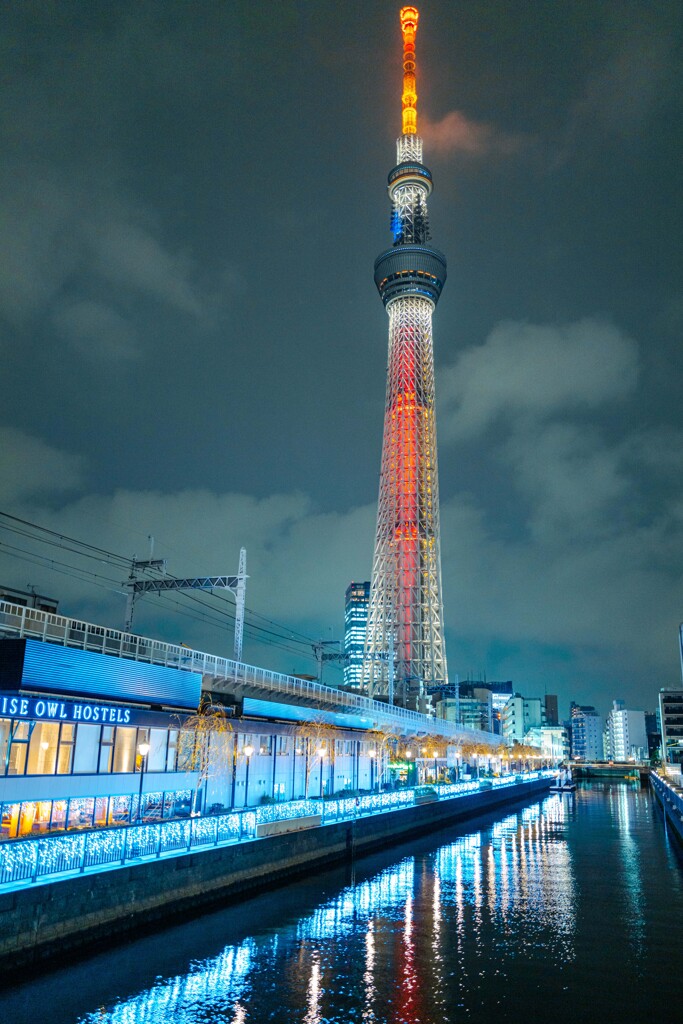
[0, 773, 554, 891]
[651, 770, 683, 821]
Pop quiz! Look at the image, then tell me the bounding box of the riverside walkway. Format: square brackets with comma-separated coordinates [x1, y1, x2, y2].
[0, 772, 553, 892]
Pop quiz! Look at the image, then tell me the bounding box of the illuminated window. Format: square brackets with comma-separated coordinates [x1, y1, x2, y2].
[112, 727, 136, 773]
[7, 721, 30, 776]
[27, 720, 59, 775]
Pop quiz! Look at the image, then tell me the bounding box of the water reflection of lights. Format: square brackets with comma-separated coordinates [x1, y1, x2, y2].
[614, 785, 645, 961]
[362, 919, 376, 1022]
[74, 797, 579, 1024]
[400, 891, 419, 1021]
[303, 953, 321, 1024]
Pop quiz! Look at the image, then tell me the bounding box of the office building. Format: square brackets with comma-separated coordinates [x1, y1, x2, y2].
[343, 581, 370, 689]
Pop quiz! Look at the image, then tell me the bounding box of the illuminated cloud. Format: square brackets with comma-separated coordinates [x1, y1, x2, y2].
[439, 319, 639, 441]
[421, 110, 524, 157]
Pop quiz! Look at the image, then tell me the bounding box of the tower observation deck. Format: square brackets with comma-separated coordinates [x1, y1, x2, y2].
[363, 7, 448, 711]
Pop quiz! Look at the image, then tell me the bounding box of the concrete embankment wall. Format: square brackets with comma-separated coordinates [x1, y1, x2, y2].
[0, 778, 549, 976]
[650, 773, 683, 848]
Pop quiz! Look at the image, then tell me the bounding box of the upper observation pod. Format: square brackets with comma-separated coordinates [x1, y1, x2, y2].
[400, 6, 419, 135]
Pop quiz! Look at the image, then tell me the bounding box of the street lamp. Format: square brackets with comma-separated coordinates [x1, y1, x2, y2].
[317, 746, 327, 799]
[432, 750, 438, 784]
[243, 744, 254, 807]
[136, 741, 150, 822]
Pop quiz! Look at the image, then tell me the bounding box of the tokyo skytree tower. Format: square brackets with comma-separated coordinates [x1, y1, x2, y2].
[363, 6, 448, 709]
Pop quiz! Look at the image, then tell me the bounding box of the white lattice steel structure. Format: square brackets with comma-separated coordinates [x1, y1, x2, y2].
[363, 7, 448, 708]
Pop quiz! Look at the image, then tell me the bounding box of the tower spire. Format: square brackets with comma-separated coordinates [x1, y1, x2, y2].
[363, 7, 449, 712]
[400, 6, 419, 135]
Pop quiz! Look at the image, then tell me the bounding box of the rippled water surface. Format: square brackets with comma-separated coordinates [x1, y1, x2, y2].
[5, 783, 683, 1024]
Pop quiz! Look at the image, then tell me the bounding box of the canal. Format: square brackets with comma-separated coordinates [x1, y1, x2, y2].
[3, 781, 683, 1023]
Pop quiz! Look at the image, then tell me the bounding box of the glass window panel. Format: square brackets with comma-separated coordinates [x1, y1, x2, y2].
[166, 730, 179, 772]
[0, 719, 10, 773]
[7, 736, 28, 775]
[99, 739, 114, 774]
[108, 795, 131, 825]
[1, 802, 20, 839]
[147, 729, 167, 772]
[27, 721, 59, 775]
[113, 728, 136, 773]
[32, 801, 52, 834]
[68, 797, 94, 829]
[73, 724, 100, 773]
[57, 723, 74, 774]
[50, 800, 68, 830]
[144, 792, 163, 820]
[94, 796, 108, 827]
[18, 802, 37, 836]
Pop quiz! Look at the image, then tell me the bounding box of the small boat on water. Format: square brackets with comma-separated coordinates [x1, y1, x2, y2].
[550, 769, 576, 793]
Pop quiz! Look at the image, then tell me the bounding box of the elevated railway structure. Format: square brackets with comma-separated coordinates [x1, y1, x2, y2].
[0, 600, 498, 745]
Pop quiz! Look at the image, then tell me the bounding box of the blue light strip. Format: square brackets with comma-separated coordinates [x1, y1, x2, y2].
[18, 639, 201, 709]
[0, 773, 554, 891]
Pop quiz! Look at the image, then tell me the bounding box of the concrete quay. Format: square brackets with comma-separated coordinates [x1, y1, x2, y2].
[0, 775, 551, 977]
[650, 770, 683, 848]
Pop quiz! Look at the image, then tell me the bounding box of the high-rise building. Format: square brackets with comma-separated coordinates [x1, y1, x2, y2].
[343, 582, 370, 689]
[659, 689, 683, 778]
[502, 695, 543, 745]
[570, 705, 604, 761]
[605, 699, 648, 761]
[364, 7, 448, 711]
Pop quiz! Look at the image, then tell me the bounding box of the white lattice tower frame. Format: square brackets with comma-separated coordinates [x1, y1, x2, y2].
[364, 294, 448, 701]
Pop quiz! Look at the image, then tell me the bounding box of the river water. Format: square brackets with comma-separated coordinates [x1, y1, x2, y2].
[4, 782, 683, 1024]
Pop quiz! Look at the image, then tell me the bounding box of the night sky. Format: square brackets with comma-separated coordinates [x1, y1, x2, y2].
[1, 1, 681, 719]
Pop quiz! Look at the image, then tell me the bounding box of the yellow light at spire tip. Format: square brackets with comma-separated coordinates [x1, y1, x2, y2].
[400, 6, 419, 135]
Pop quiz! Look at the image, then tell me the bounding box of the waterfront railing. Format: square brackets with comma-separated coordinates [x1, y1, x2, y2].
[650, 770, 683, 821]
[0, 773, 553, 890]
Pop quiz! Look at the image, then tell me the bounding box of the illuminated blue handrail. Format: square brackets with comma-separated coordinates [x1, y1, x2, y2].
[651, 771, 683, 819]
[0, 773, 554, 891]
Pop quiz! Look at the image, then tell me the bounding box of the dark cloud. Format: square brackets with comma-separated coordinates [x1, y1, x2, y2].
[0, 1, 681, 716]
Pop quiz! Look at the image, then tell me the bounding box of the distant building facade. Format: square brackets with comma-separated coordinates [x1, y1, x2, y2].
[0, 585, 58, 614]
[570, 705, 604, 761]
[544, 694, 559, 727]
[524, 726, 569, 763]
[502, 695, 543, 745]
[659, 689, 683, 778]
[343, 581, 370, 689]
[605, 699, 648, 761]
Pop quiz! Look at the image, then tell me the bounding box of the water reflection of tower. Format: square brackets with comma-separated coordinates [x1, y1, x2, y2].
[363, 6, 448, 712]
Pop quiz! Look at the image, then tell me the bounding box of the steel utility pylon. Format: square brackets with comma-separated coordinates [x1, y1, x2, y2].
[363, 6, 448, 710]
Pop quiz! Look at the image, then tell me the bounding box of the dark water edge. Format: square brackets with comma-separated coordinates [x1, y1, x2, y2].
[3, 782, 683, 1024]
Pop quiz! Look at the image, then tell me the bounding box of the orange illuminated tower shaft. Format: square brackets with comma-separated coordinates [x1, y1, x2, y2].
[363, 7, 448, 709]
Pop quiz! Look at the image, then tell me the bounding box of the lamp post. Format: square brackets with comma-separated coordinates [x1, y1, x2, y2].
[433, 750, 438, 784]
[369, 748, 377, 792]
[317, 747, 327, 799]
[243, 744, 254, 807]
[136, 741, 150, 822]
